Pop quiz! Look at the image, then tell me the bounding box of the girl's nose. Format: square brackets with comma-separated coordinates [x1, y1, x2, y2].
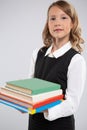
[54, 20, 61, 26]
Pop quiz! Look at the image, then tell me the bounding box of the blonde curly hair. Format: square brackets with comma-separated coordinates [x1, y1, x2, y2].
[42, 0, 84, 53]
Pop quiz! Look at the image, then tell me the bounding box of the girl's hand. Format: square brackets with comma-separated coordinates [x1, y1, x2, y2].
[43, 109, 48, 116]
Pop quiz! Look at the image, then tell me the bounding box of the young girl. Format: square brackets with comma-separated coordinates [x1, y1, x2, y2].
[28, 0, 86, 130]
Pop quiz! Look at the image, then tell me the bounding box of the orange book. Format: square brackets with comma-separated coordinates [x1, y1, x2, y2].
[0, 87, 62, 104]
[0, 93, 31, 108]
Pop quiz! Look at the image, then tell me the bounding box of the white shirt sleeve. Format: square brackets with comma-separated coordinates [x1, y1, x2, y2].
[44, 54, 86, 121]
[28, 48, 39, 78]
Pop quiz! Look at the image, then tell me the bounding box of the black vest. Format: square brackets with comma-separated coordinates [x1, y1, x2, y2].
[34, 47, 78, 95]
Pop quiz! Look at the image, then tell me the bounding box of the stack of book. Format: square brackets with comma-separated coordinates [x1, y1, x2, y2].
[0, 78, 63, 114]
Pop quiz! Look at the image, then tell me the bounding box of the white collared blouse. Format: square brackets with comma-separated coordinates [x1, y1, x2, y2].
[29, 41, 86, 121]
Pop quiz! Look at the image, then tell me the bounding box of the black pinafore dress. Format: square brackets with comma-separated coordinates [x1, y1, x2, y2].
[28, 47, 78, 130]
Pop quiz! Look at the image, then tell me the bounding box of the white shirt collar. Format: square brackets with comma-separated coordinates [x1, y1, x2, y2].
[45, 41, 72, 58]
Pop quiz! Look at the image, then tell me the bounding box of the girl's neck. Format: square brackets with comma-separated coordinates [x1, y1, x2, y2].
[52, 37, 69, 52]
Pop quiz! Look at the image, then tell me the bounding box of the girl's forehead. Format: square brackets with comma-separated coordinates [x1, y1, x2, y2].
[48, 6, 67, 16]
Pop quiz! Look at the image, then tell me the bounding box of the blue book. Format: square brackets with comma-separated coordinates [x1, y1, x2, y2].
[29, 100, 62, 114]
[0, 99, 28, 113]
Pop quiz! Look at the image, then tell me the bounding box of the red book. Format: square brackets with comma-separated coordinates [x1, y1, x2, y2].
[33, 94, 63, 108]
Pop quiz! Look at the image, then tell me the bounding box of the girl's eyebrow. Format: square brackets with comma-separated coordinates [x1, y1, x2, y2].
[49, 15, 56, 17]
[61, 13, 68, 16]
[49, 13, 68, 17]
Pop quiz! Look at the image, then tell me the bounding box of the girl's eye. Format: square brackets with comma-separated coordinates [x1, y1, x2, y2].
[49, 17, 56, 21]
[61, 17, 67, 19]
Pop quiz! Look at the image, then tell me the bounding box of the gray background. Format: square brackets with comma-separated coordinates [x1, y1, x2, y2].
[0, 0, 87, 130]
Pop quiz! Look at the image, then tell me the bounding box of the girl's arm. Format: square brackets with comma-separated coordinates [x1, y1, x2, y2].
[44, 54, 86, 121]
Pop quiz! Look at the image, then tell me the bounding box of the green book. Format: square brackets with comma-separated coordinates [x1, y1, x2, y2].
[6, 78, 61, 95]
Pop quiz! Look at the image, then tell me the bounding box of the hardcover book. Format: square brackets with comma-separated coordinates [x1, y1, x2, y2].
[6, 78, 61, 95]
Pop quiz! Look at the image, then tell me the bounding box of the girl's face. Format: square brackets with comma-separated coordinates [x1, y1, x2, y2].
[48, 6, 73, 41]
